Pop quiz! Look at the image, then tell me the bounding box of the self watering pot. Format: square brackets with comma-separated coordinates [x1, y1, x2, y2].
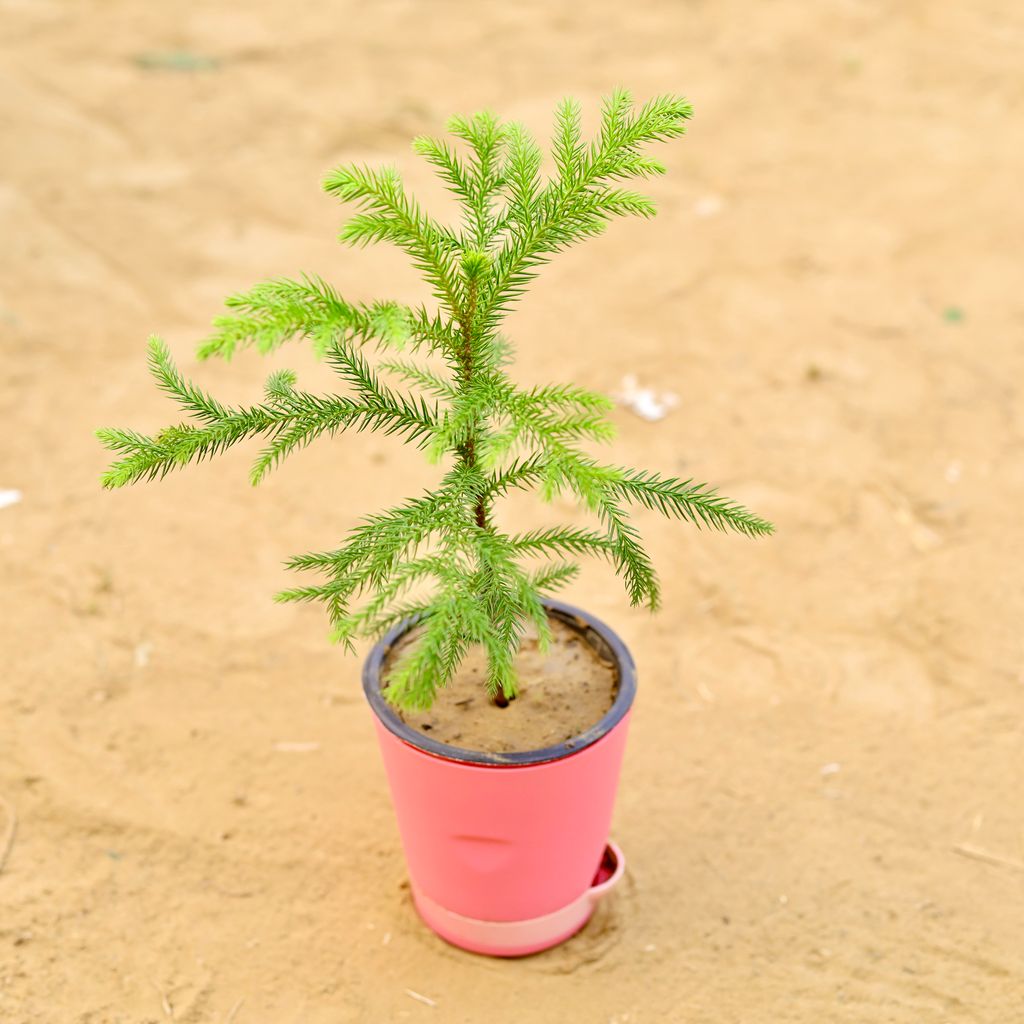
[362, 599, 636, 957]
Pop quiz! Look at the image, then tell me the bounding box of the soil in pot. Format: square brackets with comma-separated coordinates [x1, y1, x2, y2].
[383, 612, 618, 754]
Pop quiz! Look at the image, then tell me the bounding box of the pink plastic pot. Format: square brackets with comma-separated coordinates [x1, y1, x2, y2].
[362, 599, 636, 957]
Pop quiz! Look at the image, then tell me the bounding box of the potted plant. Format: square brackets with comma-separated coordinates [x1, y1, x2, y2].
[98, 90, 772, 957]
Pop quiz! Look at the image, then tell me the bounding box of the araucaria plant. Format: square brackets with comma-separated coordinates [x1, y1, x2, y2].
[99, 91, 773, 710]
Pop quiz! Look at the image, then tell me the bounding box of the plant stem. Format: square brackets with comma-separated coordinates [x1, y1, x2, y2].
[459, 275, 490, 531]
[459, 273, 501, 705]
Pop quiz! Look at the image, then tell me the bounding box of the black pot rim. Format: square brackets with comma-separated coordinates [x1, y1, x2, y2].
[361, 598, 637, 767]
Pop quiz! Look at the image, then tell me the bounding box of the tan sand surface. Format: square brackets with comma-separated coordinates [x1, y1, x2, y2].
[2, 1, 1023, 1020]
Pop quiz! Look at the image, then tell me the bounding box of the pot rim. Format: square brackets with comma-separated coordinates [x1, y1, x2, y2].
[361, 598, 637, 767]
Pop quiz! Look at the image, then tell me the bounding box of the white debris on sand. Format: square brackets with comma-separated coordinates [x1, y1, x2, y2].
[693, 194, 725, 218]
[405, 989, 437, 1008]
[0, 489, 22, 510]
[615, 375, 679, 422]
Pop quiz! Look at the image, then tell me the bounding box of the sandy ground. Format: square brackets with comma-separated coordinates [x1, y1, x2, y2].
[2, 1, 1023, 1020]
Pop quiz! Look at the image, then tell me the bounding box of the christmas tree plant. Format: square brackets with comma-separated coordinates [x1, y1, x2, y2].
[98, 90, 773, 710]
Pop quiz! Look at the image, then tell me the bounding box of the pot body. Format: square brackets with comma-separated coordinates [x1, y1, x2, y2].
[363, 600, 636, 956]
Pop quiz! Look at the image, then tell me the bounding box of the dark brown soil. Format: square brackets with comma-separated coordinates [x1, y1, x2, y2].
[384, 614, 618, 753]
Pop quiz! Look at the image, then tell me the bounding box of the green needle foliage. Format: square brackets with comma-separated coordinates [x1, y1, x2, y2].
[99, 90, 773, 710]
